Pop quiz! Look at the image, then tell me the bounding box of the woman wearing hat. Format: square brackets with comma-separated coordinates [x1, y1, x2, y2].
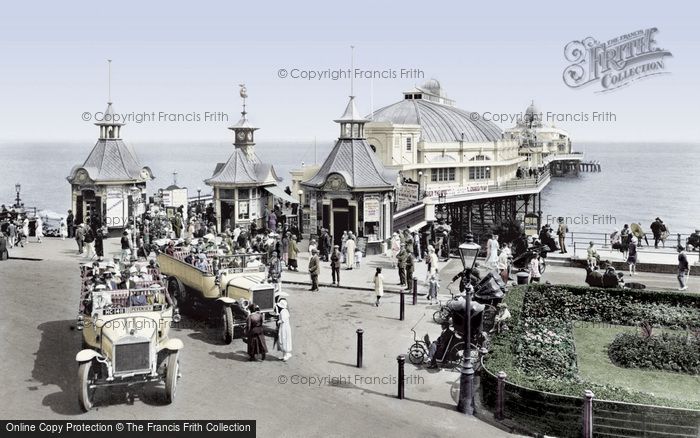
[330, 245, 341, 286]
[627, 236, 638, 276]
[245, 304, 268, 361]
[287, 235, 299, 271]
[276, 299, 292, 361]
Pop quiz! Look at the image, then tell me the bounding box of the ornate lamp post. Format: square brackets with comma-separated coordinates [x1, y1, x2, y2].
[129, 186, 142, 249]
[457, 233, 481, 415]
[197, 187, 202, 213]
[297, 190, 304, 233]
[14, 183, 21, 208]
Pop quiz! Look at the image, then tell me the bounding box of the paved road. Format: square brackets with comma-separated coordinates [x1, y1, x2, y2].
[0, 238, 513, 437]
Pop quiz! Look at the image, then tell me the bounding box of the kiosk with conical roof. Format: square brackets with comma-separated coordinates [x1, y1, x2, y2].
[205, 85, 298, 231]
[301, 94, 396, 248]
[67, 67, 154, 229]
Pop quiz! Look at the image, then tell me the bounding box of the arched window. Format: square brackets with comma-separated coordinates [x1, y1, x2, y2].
[469, 154, 490, 161]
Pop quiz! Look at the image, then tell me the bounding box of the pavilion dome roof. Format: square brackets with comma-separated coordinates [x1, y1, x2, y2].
[369, 98, 503, 143]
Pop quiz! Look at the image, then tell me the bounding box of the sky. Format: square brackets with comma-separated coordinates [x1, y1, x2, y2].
[0, 0, 698, 144]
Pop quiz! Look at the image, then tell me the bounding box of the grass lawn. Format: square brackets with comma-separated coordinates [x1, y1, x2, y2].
[573, 324, 700, 403]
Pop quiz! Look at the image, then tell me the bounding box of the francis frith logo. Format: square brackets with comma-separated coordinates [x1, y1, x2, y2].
[563, 28, 672, 93]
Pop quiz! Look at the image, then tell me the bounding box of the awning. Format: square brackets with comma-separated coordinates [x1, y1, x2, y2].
[264, 185, 299, 204]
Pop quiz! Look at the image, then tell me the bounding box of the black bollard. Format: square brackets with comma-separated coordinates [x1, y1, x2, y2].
[356, 328, 364, 368]
[399, 292, 405, 321]
[397, 355, 405, 399]
[412, 277, 418, 305]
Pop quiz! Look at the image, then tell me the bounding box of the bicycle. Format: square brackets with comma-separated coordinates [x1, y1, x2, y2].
[432, 282, 457, 324]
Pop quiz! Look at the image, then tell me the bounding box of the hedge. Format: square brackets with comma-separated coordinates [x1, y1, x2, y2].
[609, 332, 700, 375]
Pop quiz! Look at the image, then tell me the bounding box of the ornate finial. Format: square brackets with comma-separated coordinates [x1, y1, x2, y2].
[239, 83, 248, 117]
[350, 45, 355, 97]
[107, 59, 112, 102]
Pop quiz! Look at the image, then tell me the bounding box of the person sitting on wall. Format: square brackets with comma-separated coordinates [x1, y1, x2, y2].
[491, 303, 511, 334]
[602, 266, 620, 289]
[688, 229, 700, 252]
[585, 266, 604, 288]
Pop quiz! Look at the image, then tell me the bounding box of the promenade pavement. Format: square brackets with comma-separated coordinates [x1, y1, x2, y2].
[0, 237, 517, 437]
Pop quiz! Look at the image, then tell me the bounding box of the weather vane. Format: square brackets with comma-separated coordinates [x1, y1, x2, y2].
[239, 83, 248, 116]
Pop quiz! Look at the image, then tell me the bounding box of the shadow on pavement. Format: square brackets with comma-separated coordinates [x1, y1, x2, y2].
[329, 378, 461, 411]
[33, 320, 83, 415]
[327, 360, 356, 368]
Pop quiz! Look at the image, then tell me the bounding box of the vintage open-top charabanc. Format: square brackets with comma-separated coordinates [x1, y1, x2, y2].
[157, 249, 280, 344]
[75, 262, 183, 412]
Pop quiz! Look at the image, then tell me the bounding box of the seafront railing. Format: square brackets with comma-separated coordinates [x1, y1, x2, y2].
[565, 231, 700, 262]
[489, 169, 550, 193]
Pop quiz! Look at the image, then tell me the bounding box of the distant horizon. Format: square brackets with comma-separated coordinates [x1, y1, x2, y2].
[2, 139, 700, 145]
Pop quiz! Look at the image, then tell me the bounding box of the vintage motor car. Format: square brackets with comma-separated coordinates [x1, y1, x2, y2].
[157, 250, 279, 344]
[75, 265, 183, 412]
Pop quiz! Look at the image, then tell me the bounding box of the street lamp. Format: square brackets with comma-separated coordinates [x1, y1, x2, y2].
[457, 233, 481, 415]
[129, 186, 142, 250]
[14, 183, 21, 208]
[197, 187, 202, 212]
[297, 190, 304, 233]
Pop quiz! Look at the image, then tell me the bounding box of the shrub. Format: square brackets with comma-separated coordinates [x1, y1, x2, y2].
[608, 331, 700, 374]
[525, 284, 700, 329]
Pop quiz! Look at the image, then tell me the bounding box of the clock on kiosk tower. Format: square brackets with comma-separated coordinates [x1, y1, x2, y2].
[230, 84, 258, 160]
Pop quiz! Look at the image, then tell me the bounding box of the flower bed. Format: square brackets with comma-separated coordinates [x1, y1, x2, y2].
[483, 283, 700, 409]
[608, 332, 700, 375]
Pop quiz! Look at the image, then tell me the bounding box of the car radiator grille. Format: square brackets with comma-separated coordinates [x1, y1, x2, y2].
[114, 342, 150, 373]
[254, 287, 275, 311]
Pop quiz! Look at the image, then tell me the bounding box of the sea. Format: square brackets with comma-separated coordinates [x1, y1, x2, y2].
[1, 141, 698, 234]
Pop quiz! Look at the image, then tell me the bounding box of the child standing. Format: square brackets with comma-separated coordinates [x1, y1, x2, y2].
[355, 248, 362, 269]
[427, 273, 439, 304]
[528, 256, 541, 283]
[373, 267, 384, 307]
[627, 237, 638, 276]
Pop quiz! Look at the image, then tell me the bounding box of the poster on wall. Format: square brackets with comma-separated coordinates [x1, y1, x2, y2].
[238, 200, 249, 217]
[363, 195, 381, 222]
[397, 182, 419, 210]
[105, 187, 127, 228]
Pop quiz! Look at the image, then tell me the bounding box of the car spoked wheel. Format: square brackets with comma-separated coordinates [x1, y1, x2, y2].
[168, 277, 187, 311]
[222, 306, 234, 344]
[164, 351, 179, 404]
[78, 361, 99, 412]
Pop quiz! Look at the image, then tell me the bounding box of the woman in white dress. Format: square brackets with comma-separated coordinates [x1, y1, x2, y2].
[373, 267, 384, 307]
[35, 216, 44, 243]
[59, 218, 68, 240]
[22, 218, 30, 244]
[345, 234, 356, 269]
[485, 234, 499, 271]
[276, 299, 292, 361]
[390, 232, 401, 268]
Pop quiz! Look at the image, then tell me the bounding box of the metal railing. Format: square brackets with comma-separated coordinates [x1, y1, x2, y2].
[565, 231, 700, 262]
[483, 367, 700, 438]
[489, 169, 550, 193]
